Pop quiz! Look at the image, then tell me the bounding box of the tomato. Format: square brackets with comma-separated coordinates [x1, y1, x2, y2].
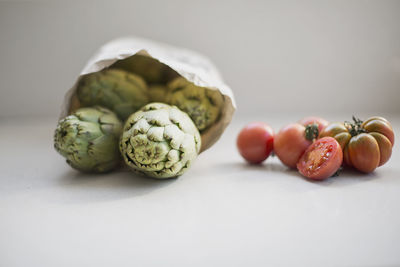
[297, 137, 343, 180]
[319, 116, 394, 173]
[298, 116, 329, 133]
[274, 123, 311, 168]
[237, 122, 274, 164]
[274, 117, 328, 168]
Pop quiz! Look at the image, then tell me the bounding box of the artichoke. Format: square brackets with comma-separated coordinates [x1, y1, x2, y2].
[120, 103, 201, 179]
[54, 106, 123, 173]
[166, 77, 224, 131]
[76, 69, 149, 120]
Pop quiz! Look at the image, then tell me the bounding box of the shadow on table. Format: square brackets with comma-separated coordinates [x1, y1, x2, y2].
[49, 161, 386, 203]
[51, 169, 176, 204]
[315, 168, 380, 187]
[211, 161, 382, 188]
[212, 161, 300, 177]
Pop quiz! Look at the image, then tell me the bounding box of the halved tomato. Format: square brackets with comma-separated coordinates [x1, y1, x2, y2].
[297, 137, 343, 180]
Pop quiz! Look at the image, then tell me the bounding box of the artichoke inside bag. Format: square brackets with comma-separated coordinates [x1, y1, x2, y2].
[71, 54, 226, 136]
[111, 54, 226, 133]
[75, 69, 149, 121]
[69, 55, 178, 119]
[63, 38, 235, 154]
[165, 77, 224, 132]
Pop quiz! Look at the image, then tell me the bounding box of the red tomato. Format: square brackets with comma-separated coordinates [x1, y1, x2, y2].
[298, 116, 329, 133]
[297, 137, 343, 180]
[237, 122, 274, 164]
[273, 123, 312, 168]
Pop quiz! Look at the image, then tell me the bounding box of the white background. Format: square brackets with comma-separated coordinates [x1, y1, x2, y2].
[0, 0, 399, 118]
[1, 1, 400, 267]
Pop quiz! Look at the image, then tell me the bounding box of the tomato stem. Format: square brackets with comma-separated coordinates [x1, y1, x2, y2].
[304, 123, 319, 141]
[344, 116, 366, 136]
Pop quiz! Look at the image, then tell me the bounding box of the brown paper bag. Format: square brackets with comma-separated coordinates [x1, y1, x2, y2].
[60, 37, 236, 152]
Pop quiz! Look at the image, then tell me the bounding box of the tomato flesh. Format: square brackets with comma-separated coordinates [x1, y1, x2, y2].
[297, 137, 343, 180]
[237, 122, 274, 164]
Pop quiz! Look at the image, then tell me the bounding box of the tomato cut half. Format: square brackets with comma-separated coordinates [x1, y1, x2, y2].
[297, 137, 343, 181]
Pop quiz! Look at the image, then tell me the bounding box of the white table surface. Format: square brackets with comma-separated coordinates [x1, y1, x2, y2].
[1, 114, 399, 267]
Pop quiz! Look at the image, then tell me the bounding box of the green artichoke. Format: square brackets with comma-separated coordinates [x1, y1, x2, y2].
[120, 103, 201, 179]
[166, 77, 224, 131]
[54, 106, 123, 173]
[77, 69, 149, 121]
